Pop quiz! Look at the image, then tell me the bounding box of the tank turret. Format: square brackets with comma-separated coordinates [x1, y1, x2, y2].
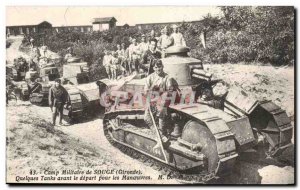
[162, 46, 211, 86]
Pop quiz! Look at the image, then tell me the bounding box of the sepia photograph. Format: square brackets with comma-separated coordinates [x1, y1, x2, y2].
[5, 6, 295, 185]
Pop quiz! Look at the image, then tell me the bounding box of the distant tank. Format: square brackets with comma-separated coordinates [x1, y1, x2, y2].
[97, 46, 293, 183]
[13, 56, 29, 81]
[28, 64, 60, 105]
[61, 58, 101, 122]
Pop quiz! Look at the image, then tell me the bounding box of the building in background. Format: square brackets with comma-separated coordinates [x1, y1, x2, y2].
[53, 25, 92, 33]
[92, 17, 117, 31]
[6, 21, 52, 36]
[6, 17, 206, 38]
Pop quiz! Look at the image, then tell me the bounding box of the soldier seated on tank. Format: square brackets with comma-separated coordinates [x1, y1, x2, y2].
[196, 81, 228, 110]
[143, 59, 181, 152]
[64, 47, 73, 61]
[140, 38, 162, 75]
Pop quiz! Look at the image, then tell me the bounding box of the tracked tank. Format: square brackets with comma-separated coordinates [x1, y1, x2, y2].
[61, 58, 102, 122]
[28, 65, 60, 106]
[97, 46, 293, 183]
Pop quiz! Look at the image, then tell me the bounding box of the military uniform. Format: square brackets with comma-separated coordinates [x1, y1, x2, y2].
[139, 42, 149, 55]
[103, 54, 112, 79]
[196, 82, 227, 110]
[41, 45, 48, 58]
[128, 43, 141, 72]
[144, 71, 171, 135]
[171, 32, 186, 47]
[49, 85, 69, 125]
[158, 34, 173, 50]
[110, 56, 119, 80]
[141, 49, 162, 74]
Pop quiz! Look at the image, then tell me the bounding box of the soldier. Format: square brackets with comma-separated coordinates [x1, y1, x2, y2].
[29, 38, 35, 49]
[139, 34, 149, 55]
[30, 47, 40, 67]
[64, 47, 73, 61]
[170, 24, 186, 47]
[128, 38, 141, 73]
[141, 38, 162, 74]
[110, 51, 119, 80]
[120, 43, 129, 74]
[158, 26, 173, 56]
[149, 29, 159, 42]
[49, 78, 69, 126]
[116, 44, 126, 74]
[196, 81, 227, 110]
[116, 44, 123, 57]
[40, 44, 48, 58]
[144, 59, 180, 151]
[103, 50, 112, 79]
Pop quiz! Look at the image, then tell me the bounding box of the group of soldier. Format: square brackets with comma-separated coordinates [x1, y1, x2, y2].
[103, 24, 186, 80]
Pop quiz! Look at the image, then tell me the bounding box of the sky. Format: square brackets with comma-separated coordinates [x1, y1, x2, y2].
[6, 6, 222, 27]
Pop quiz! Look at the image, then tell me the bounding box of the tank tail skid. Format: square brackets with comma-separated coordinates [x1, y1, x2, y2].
[249, 100, 293, 156]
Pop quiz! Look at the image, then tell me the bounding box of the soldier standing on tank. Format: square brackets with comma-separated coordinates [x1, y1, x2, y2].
[103, 50, 112, 79]
[116, 44, 127, 76]
[171, 24, 186, 47]
[41, 44, 48, 58]
[128, 38, 141, 73]
[139, 34, 149, 55]
[64, 47, 74, 62]
[49, 78, 69, 126]
[30, 47, 40, 70]
[149, 29, 160, 42]
[144, 59, 180, 152]
[141, 38, 162, 74]
[158, 26, 173, 57]
[110, 51, 119, 80]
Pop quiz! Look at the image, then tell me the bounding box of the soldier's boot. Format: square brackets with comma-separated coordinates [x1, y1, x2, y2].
[52, 114, 56, 126]
[171, 123, 182, 138]
[158, 118, 170, 147]
[170, 113, 182, 138]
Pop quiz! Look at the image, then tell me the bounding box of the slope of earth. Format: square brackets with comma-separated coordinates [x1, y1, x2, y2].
[205, 64, 294, 118]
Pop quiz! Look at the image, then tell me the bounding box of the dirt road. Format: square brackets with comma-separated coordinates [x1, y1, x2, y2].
[6, 36, 29, 65]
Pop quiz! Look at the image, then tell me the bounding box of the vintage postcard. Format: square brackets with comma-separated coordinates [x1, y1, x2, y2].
[6, 6, 295, 184]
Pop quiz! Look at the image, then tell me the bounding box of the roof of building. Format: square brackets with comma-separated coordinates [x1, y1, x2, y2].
[92, 17, 117, 23]
[7, 21, 52, 27]
[136, 20, 202, 26]
[53, 25, 92, 28]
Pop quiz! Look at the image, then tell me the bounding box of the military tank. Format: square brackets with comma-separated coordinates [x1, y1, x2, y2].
[98, 46, 293, 183]
[61, 58, 103, 122]
[13, 56, 29, 81]
[27, 62, 60, 105]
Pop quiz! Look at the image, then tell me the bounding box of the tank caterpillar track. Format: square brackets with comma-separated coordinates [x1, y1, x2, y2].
[103, 109, 222, 184]
[63, 87, 84, 123]
[169, 104, 238, 176]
